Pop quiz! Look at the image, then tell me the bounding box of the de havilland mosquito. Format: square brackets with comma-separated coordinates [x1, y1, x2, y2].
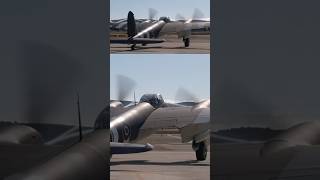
[110, 10, 210, 50]
[108, 92, 210, 161]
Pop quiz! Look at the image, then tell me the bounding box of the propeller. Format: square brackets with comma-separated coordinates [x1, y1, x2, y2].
[148, 8, 158, 20]
[175, 87, 199, 103]
[176, 8, 205, 22]
[116, 75, 136, 101]
[177, 8, 206, 32]
[192, 8, 205, 20]
[175, 13, 186, 21]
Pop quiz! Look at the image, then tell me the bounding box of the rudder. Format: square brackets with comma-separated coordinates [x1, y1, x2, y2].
[127, 11, 137, 38]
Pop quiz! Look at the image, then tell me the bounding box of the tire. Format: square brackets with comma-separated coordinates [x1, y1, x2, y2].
[184, 38, 190, 47]
[195, 142, 207, 161]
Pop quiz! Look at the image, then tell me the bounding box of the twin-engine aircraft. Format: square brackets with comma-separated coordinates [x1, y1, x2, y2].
[110, 11, 166, 50]
[107, 93, 210, 161]
[110, 11, 198, 50]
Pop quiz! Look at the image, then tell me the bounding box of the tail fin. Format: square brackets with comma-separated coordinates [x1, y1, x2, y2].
[127, 11, 137, 38]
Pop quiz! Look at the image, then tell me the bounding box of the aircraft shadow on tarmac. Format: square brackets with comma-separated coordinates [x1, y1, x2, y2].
[110, 46, 208, 53]
[110, 159, 209, 167]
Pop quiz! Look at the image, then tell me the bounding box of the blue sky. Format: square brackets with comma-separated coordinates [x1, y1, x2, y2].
[110, 54, 210, 102]
[110, 0, 210, 20]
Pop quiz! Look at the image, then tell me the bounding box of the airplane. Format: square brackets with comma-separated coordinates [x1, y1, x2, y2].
[0, 43, 155, 179]
[108, 93, 210, 161]
[0, 101, 157, 179]
[110, 11, 168, 50]
[0, 101, 157, 180]
[110, 8, 210, 36]
[110, 11, 196, 50]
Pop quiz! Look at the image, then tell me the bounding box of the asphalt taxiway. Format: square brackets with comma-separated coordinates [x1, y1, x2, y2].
[110, 34, 210, 54]
[110, 134, 210, 180]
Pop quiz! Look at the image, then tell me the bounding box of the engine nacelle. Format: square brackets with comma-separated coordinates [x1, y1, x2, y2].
[6, 130, 108, 180]
[94, 107, 108, 130]
[110, 101, 123, 108]
[260, 121, 320, 156]
[110, 102, 155, 143]
[0, 125, 42, 145]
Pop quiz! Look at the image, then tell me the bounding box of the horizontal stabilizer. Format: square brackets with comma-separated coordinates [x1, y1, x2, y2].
[110, 38, 165, 45]
[111, 142, 153, 154]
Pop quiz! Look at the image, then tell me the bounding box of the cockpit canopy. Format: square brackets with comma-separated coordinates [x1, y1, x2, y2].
[159, 16, 170, 23]
[139, 94, 164, 108]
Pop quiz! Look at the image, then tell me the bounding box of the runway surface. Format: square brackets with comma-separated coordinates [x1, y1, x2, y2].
[110, 134, 210, 180]
[110, 34, 210, 54]
[212, 143, 320, 180]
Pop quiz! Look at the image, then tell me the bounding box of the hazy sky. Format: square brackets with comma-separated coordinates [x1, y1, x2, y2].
[110, 0, 210, 20]
[110, 54, 210, 102]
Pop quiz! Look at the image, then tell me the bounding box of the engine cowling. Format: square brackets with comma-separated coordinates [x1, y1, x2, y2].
[260, 121, 320, 156]
[110, 102, 155, 143]
[94, 107, 108, 130]
[0, 125, 42, 145]
[5, 130, 108, 180]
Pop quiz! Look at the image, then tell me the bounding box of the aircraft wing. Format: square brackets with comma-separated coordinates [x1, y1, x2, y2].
[160, 22, 185, 33]
[139, 101, 210, 143]
[141, 106, 195, 130]
[110, 38, 165, 45]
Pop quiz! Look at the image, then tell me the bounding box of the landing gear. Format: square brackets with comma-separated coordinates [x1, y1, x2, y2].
[183, 37, 190, 47]
[192, 140, 207, 161]
[130, 44, 136, 50]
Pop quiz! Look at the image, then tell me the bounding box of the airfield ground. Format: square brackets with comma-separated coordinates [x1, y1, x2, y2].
[110, 134, 210, 180]
[110, 34, 210, 54]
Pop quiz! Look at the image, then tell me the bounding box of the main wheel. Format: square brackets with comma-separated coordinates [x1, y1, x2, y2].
[184, 38, 190, 47]
[195, 141, 207, 161]
[131, 44, 136, 50]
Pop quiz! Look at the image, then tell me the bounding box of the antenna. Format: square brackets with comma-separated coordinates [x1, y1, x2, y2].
[77, 92, 83, 141]
[134, 91, 136, 106]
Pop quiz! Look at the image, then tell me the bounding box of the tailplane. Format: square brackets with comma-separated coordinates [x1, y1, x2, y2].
[127, 11, 137, 38]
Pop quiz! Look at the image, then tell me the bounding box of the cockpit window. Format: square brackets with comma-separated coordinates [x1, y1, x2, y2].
[159, 17, 170, 23]
[139, 94, 164, 108]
